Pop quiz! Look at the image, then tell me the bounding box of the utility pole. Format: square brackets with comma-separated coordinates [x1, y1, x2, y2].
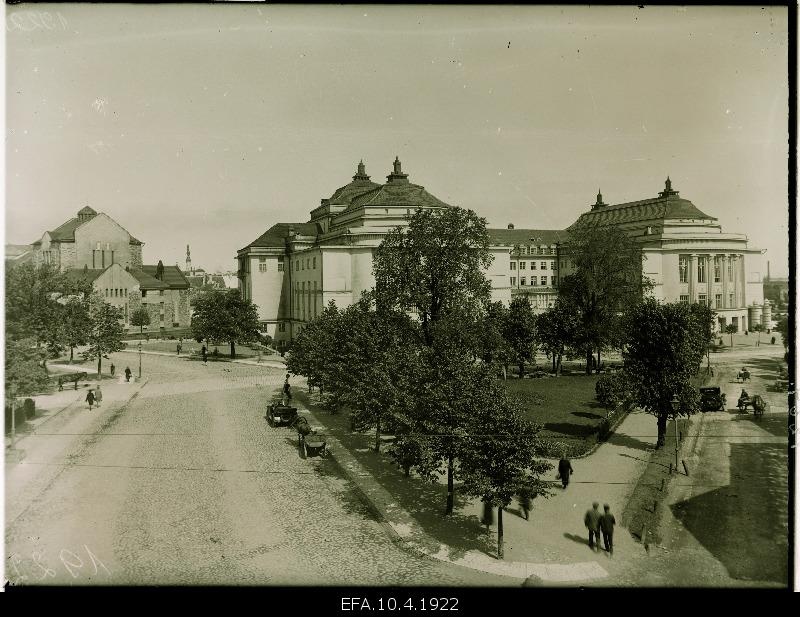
[138, 341, 142, 379]
[674, 413, 680, 472]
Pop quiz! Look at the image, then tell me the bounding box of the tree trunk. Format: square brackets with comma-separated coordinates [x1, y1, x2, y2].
[557, 353, 563, 375]
[596, 349, 601, 374]
[97, 354, 102, 378]
[730, 333, 734, 348]
[70, 346, 74, 363]
[656, 411, 668, 449]
[445, 455, 454, 515]
[230, 341, 235, 359]
[519, 362, 525, 379]
[497, 506, 504, 559]
[585, 348, 593, 375]
[403, 463, 411, 477]
[140, 325, 143, 335]
[552, 354, 556, 373]
[502, 365, 507, 381]
[374, 415, 381, 453]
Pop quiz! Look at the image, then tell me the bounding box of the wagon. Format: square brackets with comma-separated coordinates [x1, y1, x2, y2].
[737, 394, 767, 417]
[266, 403, 298, 427]
[699, 387, 726, 412]
[292, 416, 327, 457]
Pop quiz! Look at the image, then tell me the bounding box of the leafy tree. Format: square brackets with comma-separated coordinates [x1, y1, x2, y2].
[130, 307, 151, 335]
[190, 289, 261, 359]
[537, 300, 580, 375]
[5, 338, 51, 403]
[503, 296, 538, 378]
[62, 297, 91, 363]
[688, 303, 716, 373]
[474, 301, 512, 378]
[724, 323, 738, 349]
[372, 207, 492, 347]
[287, 301, 344, 402]
[775, 316, 790, 353]
[458, 375, 552, 558]
[558, 225, 652, 374]
[83, 294, 126, 377]
[622, 299, 708, 448]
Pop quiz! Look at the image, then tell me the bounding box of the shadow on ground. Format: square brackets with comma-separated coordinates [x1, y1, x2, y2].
[604, 432, 654, 453]
[670, 442, 788, 585]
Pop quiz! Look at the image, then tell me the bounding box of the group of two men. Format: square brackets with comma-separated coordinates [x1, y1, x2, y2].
[585, 502, 616, 554]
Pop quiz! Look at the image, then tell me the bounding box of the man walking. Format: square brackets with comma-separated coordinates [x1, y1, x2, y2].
[110, 363, 115, 378]
[94, 384, 103, 407]
[125, 367, 132, 383]
[202, 345, 208, 365]
[558, 456, 574, 489]
[600, 504, 616, 555]
[584, 502, 602, 552]
[283, 374, 292, 403]
[86, 389, 96, 410]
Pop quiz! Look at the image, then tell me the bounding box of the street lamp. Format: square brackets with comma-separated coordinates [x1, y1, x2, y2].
[138, 341, 142, 379]
[670, 396, 680, 472]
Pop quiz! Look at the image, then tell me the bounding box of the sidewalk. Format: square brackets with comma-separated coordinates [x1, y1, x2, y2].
[291, 387, 661, 585]
[117, 348, 287, 370]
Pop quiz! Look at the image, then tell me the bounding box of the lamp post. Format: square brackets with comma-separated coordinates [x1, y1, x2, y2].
[138, 341, 142, 379]
[671, 396, 680, 472]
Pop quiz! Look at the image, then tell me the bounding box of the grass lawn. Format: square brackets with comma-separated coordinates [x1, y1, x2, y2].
[504, 374, 609, 456]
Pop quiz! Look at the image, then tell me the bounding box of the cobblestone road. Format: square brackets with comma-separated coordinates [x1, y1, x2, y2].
[5, 354, 514, 586]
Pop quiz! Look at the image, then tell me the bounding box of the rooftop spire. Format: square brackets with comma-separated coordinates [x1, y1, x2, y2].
[591, 188, 606, 210]
[659, 176, 679, 198]
[352, 159, 371, 182]
[386, 156, 409, 183]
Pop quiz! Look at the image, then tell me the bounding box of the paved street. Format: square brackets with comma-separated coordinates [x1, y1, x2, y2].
[5, 353, 515, 586]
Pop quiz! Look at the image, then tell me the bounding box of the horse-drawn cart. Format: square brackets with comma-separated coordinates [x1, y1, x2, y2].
[737, 393, 767, 418]
[266, 403, 298, 427]
[292, 416, 327, 457]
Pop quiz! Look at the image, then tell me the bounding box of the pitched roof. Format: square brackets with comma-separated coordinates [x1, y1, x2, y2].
[569, 196, 715, 230]
[64, 268, 108, 285]
[241, 222, 323, 250]
[487, 228, 568, 247]
[327, 179, 382, 206]
[34, 213, 143, 244]
[128, 268, 169, 290]
[347, 182, 452, 210]
[140, 265, 190, 290]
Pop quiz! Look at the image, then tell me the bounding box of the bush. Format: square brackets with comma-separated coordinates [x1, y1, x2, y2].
[595, 372, 631, 409]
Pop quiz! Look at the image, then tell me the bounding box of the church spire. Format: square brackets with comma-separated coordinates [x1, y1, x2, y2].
[185, 244, 192, 274]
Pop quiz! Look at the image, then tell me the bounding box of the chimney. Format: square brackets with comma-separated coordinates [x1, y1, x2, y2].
[507, 223, 515, 230]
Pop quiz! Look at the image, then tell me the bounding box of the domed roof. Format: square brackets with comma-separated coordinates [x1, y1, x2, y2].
[326, 161, 381, 206]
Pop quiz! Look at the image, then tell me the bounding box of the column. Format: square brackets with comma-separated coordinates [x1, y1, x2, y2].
[706, 255, 713, 306]
[738, 253, 747, 309]
[731, 255, 739, 308]
[688, 254, 697, 302]
[721, 254, 729, 308]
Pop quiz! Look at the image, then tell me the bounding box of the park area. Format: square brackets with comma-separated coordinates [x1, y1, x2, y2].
[504, 372, 611, 457]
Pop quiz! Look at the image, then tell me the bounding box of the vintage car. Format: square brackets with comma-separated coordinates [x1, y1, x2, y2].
[266, 403, 299, 427]
[699, 386, 726, 412]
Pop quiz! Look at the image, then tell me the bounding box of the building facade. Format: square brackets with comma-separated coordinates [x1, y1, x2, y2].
[562, 179, 765, 332]
[238, 159, 513, 348]
[31, 207, 190, 332]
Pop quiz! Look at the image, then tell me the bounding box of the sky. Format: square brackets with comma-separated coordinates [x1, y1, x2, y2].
[3, 4, 791, 275]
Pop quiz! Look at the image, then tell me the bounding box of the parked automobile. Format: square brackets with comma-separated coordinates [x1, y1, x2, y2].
[699, 386, 726, 412]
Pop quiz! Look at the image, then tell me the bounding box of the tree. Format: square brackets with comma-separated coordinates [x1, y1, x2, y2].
[287, 301, 345, 402]
[622, 299, 708, 448]
[752, 323, 764, 347]
[558, 225, 652, 374]
[190, 289, 261, 359]
[725, 323, 737, 349]
[775, 316, 790, 353]
[130, 307, 151, 335]
[61, 297, 91, 363]
[536, 300, 580, 375]
[458, 375, 552, 558]
[5, 338, 51, 403]
[474, 301, 512, 378]
[503, 296, 537, 377]
[83, 294, 126, 377]
[372, 206, 493, 347]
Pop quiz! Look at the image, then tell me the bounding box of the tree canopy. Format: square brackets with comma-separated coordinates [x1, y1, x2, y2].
[190, 289, 261, 359]
[83, 294, 126, 377]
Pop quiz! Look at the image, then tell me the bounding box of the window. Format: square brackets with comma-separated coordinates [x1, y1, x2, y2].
[698, 258, 706, 283]
[142, 290, 147, 298]
[302, 260, 305, 271]
[531, 261, 536, 270]
[541, 276, 547, 286]
[510, 277, 517, 286]
[680, 295, 689, 303]
[159, 290, 164, 296]
[278, 257, 284, 272]
[279, 322, 286, 332]
[551, 276, 556, 286]
[519, 261, 526, 270]
[520, 276, 526, 286]
[531, 277, 537, 286]
[716, 294, 723, 307]
[550, 262, 555, 270]
[259, 263, 268, 272]
[698, 294, 707, 306]
[313, 257, 316, 269]
[124, 289, 128, 297]
[105, 289, 109, 297]
[679, 256, 688, 283]
[549, 247, 556, 255]
[729, 293, 735, 307]
[510, 262, 516, 270]
[541, 262, 547, 270]
[714, 257, 721, 283]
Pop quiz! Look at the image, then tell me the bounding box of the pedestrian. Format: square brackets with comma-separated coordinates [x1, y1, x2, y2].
[202, 345, 208, 365]
[517, 487, 533, 521]
[86, 389, 96, 410]
[584, 501, 602, 552]
[558, 455, 574, 489]
[176, 342, 182, 355]
[125, 367, 132, 383]
[94, 384, 103, 407]
[283, 374, 292, 401]
[110, 363, 116, 378]
[600, 504, 616, 555]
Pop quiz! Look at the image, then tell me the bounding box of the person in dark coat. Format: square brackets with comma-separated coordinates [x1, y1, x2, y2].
[600, 504, 616, 554]
[86, 390, 96, 410]
[558, 456, 574, 489]
[584, 502, 602, 551]
[110, 363, 115, 378]
[202, 345, 208, 365]
[125, 367, 132, 383]
[283, 374, 292, 402]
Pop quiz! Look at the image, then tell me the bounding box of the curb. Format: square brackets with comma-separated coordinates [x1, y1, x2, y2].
[117, 349, 286, 369]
